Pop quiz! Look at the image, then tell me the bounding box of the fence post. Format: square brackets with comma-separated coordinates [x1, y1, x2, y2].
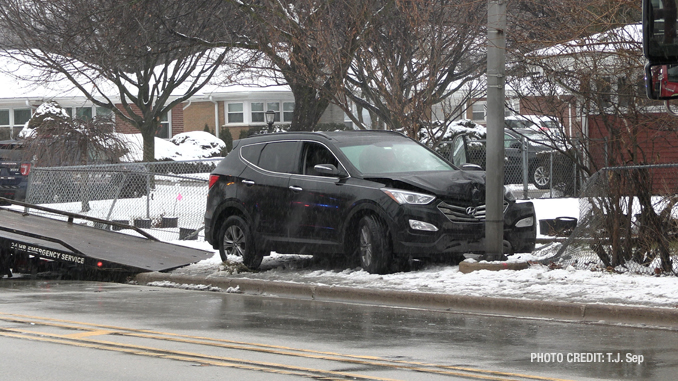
[522, 136, 529, 200]
[23, 156, 37, 214]
[549, 151, 554, 198]
[105, 172, 127, 221]
[146, 170, 151, 219]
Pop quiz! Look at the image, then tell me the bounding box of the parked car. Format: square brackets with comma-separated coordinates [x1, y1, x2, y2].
[0, 140, 31, 203]
[0, 139, 147, 204]
[505, 115, 563, 137]
[448, 128, 572, 190]
[205, 131, 536, 274]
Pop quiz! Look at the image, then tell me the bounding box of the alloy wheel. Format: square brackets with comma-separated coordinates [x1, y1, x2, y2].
[223, 225, 246, 256]
[359, 225, 373, 268]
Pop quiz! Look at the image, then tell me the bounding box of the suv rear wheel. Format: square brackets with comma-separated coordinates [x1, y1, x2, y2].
[218, 215, 263, 270]
[358, 215, 391, 274]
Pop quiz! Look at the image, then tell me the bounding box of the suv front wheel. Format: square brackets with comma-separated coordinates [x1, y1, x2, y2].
[218, 215, 264, 270]
[358, 215, 392, 274]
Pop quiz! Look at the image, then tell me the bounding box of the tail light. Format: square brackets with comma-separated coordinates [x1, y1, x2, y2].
[208, 175, 220, 189]
[20, 163, 31, 176]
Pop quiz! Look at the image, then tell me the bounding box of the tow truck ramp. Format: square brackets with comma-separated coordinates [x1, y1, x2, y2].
[0, 198, 212, 279]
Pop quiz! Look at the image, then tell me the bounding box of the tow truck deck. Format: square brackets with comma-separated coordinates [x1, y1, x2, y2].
[0, 198, 212, 279]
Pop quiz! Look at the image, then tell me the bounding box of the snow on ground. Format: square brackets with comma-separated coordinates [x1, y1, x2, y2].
[168, 196, 678, 310]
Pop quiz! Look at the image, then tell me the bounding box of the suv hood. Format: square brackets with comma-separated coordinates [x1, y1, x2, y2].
[386, 170, 486, 204]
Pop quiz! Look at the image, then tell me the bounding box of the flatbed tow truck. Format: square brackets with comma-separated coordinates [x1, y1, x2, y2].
[0, 197, 212, 280]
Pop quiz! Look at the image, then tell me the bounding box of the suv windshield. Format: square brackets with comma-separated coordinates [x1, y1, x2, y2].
[339, 140, 454, 174]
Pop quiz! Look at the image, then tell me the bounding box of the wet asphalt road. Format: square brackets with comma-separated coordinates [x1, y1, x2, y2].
[1, 280, 677, 380]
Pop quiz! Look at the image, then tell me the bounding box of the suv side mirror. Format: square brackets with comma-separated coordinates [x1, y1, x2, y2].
[314, 164, 343, 177]
[460, 163, 483, 171]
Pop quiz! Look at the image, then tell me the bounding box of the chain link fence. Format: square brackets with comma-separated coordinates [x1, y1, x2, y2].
[435, 135, 583, 199]
[24, 159, 221, 242]
[538, 164, 678, 276]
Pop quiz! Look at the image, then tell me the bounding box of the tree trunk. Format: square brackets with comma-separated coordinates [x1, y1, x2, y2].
[140, 120, 158, 163]
[288, 85, 330, 131]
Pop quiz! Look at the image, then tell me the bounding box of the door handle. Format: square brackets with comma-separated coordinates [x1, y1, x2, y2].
[242, 180, 255, 185]
[289, 186, 303, 192]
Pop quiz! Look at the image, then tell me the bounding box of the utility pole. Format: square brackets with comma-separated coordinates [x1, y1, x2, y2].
[485, 0, 507, 261]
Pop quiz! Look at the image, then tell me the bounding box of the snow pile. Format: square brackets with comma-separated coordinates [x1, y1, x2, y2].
[170, 131, 226, 158]
[146, 281, 222, 292]
[117, 131, 225, 162]
[170, 245, 678, 309]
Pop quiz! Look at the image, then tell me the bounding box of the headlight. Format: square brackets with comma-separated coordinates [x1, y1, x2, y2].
[382, 188, 436, 205]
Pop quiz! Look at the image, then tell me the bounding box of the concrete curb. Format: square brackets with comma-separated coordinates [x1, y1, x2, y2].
[135, 272, 678, 329]
[458, 261, 529, 273]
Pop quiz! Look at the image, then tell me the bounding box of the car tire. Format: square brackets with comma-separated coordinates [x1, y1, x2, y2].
[530, 162, 551, 190]
[358, 215, 391, 274]
[218, 215, 263, 270]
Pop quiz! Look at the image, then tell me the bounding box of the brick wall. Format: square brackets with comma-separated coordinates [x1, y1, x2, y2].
[171, 106, 184, 135]
[113, 103, 186, 136]
[183, 101, 217, 133]
[587, 113, 678, 193]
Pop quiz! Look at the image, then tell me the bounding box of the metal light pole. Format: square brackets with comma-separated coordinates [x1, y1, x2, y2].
[265, 110, 275, 132]
[485, 0, 507, 260]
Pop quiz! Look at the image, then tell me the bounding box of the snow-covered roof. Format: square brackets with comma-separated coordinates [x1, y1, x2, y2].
[531, 23, 642, 58]
[0, 49, 293, 106]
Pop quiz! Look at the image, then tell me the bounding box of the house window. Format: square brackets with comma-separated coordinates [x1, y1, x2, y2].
[252, 101, 293, 124]
[267, 102, 280, 122]
[251, 102, 265, 123]
[472, 102, 485, 121]
[0, 110, 9, 126]
[14, 109, 32, 126]
[76, 107, 93, 120]
[156, 112, 171, 139]
[0, 110, 9, 140]
[283, 102, 294, 122]
[95, 107, 113, 119]
[227, 103, 244, 123]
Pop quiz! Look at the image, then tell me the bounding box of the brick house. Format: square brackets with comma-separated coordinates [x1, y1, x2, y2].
[0, 74, 346, 141]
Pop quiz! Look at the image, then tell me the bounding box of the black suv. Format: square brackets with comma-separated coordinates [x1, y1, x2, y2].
[205, 131, 536, 273]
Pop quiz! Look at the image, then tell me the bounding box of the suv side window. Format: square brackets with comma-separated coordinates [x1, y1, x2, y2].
[258, 141, 298, 173]
[302, 142, 339, 176]
[240, 143, 264, 165]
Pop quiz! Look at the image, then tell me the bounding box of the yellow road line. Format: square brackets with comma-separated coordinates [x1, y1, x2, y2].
[0, 312, 574, 381]
[0, 328, 401, 381]
[0, 330, 340, 380]
[62, 330, 116, 339]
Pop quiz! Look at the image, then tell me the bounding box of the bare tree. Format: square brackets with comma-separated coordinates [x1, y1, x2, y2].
[228, 0, 379, 131]
[508, 0, 678, 273]
[0, 0, 247, 162]
[339, 0, 486, 140]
